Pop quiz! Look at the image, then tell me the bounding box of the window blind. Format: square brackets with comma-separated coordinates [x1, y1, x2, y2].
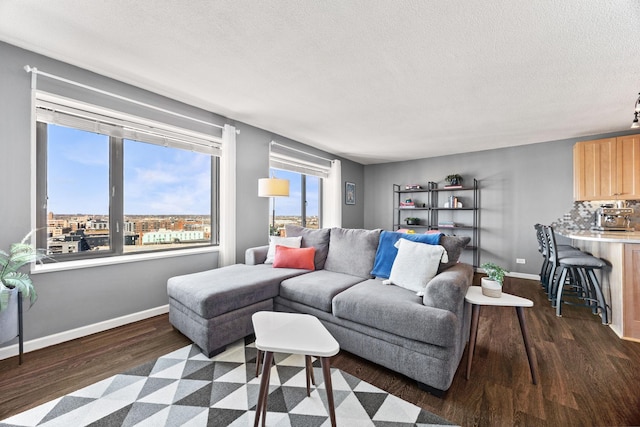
[35, 91, 222, 156]
[269, 142, 332, 178]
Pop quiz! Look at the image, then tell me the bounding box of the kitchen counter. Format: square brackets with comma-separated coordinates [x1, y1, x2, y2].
[556, 229, 640, 342]
[557, 229, 640, 244]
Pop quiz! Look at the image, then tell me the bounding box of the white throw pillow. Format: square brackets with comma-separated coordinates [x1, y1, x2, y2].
[388, 238, 449, 294]
[265, 236, 302, 264]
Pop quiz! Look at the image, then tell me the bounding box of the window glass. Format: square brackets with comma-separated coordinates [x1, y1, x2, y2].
[46, 124, 110, 254]
[269, 168, 321, 235]
[123, 139, 212, 252]
[38, 121, 218, 260]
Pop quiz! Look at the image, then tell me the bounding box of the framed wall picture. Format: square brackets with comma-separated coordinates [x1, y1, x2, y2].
[345, 182, 356, 205]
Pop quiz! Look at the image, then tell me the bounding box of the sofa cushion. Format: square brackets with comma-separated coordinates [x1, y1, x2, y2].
[273, 246, 316, 270]
[388, 239, 448, 293]
[167, 264, 306, 319]
[371, 230, 443, 278]
[332, 279, 458, 347]
[285, 225, 331, 270]
[265, 236, 302, 264]
[279, 270, 365, 312]
[438, 235, 471, 272]
[324, 228, 381, 279]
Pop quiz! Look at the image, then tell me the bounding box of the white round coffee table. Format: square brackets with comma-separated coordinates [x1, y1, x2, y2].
[465, 286, 538, 385]
[252, 311, 340, 427]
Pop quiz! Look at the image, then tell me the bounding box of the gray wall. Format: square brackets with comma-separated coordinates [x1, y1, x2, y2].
[363, 131, 638, 275]
[0, 41, 363, 346]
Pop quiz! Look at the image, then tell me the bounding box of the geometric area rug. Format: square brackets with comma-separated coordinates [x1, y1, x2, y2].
[0, 337, 456, 427]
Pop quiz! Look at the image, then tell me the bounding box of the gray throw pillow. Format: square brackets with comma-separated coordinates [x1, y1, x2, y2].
[324, 227, 381, 279]
[284, 225, 331, 270]
[438, 235, 471, 272]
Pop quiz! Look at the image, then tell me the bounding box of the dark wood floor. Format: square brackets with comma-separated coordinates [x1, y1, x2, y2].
[1, 276, 640, 426]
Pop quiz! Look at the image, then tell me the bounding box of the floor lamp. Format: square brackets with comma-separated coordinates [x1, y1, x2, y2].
[258, 177, 290, 235]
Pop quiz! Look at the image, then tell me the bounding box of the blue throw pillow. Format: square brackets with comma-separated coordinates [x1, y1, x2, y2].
[370, 230, 442, 279]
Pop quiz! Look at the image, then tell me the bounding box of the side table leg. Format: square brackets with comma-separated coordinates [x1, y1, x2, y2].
[516, 307, 539, 385]
[254, 351, 273, 427]
[320, 357, 336, 427]
[466, 304, 480, 380]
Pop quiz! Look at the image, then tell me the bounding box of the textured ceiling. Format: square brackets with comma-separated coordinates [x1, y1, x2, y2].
[1, 0, 639, 164]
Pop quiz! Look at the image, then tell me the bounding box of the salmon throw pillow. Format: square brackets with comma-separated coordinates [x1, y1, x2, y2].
[273, 245, 316, 270]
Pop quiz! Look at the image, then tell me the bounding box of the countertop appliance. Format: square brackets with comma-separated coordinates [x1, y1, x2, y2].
[593, 206, 635, 231]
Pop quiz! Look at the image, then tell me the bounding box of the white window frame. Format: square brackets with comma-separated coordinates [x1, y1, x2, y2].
[33, 91, 224, 262]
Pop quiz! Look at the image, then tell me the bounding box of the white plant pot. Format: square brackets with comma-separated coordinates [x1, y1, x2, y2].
[0, 289, 19, 344]
[481, 278, 502, 298]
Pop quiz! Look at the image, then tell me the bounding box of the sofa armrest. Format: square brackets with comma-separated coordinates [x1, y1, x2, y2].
[245, 245, 269, 265]
[422, 262, 473, 313]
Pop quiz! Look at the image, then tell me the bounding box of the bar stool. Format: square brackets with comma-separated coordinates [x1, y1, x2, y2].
[545, 226, 609, 324]
[537, 225, 583, 297]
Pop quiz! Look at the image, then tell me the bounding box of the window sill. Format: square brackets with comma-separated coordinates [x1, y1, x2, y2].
[32, 245, 219, 274]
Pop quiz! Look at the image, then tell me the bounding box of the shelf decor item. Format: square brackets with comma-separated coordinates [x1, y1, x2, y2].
[480, 262, 508, 298]
[445, 174, 463, 187]
[405, 217, 420, 225]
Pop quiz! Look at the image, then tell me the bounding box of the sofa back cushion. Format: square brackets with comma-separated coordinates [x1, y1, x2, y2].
[285, 224, 331, 270]
[324, 227, 381, 279]
[438, 235, 471, 272]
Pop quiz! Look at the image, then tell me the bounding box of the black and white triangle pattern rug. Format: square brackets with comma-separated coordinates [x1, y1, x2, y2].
[0, 338, 455, 426]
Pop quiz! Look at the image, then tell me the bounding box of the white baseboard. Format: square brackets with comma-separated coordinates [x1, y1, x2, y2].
[506, 272, 540, 281]
[476, 267, 540, 282]
[0, 305, 169, 361]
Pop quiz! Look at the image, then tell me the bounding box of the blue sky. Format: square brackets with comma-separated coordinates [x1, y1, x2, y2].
[47, 125, 318, 217]
[48, 124, 211, 215]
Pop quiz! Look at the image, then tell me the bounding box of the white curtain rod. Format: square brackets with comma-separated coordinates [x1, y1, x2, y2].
[270, 141, 333, 163]
[24, 65, 224, 130]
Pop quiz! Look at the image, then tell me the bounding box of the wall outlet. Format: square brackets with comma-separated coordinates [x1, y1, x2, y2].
[516, 258, 526, 264]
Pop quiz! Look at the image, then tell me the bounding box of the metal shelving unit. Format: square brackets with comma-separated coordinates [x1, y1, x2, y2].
[393, 179, 480, 267]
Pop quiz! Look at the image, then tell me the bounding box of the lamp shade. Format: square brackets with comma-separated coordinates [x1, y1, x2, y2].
[258, 178, 290, 197]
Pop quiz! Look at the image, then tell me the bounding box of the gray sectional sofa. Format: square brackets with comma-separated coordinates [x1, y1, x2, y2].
[168, 225, 473, 394]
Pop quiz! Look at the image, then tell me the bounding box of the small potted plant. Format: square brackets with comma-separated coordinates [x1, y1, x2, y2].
[445, 174, 463, 187]
[405, 217, 420, 225]
[480, 262, 508, 298]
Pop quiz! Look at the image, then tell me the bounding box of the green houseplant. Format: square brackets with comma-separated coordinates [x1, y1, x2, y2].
[405, 217, 420, 225]
[480, 262, 508, 298]
[445, 174, 463, 186]
[0, 231, 46, 313]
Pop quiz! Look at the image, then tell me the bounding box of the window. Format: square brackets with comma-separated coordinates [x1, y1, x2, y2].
[35, 94, 220, 260]
[268, 168, 322, 235]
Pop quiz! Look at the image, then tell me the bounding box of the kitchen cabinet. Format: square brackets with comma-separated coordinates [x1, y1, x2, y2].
[574, 135, 640, 201]
[393, 179, 479, 267]
[624, 244, 640, 340]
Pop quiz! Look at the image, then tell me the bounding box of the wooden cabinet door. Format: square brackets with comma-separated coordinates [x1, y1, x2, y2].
[574, 138, 617, 200]
[623, 244, 640, 340]
[616, 135, 640, 200]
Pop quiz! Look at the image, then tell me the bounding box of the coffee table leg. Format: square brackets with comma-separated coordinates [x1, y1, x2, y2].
[516, 306, 539, 385]
[320, 357, 336, 427]
[305, 355, 315, 397]
[466, 304, 480, 380]
[255, 349, 263, 378]
[254, 351, 273, 427]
